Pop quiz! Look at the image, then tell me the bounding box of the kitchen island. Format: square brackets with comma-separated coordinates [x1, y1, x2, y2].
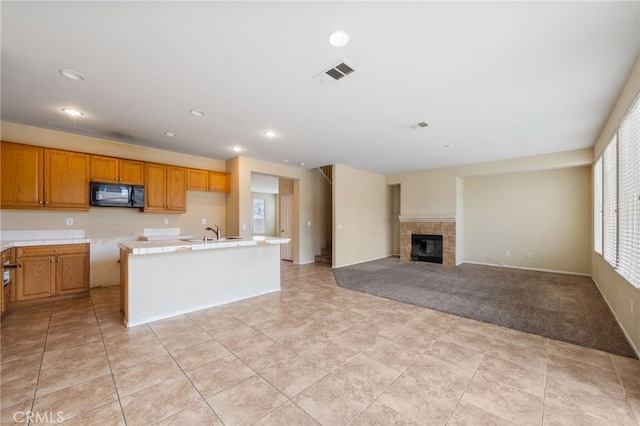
[118, 236, 289, 327]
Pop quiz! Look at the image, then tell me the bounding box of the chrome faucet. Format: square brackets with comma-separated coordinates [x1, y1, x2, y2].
[205, 225, 221, 240]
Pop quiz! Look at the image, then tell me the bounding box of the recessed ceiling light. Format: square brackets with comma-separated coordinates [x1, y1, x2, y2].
[264, 130, 277, 138]
[231, 146, 243, 152]
[283, 160, 289, 163]
[445, 144, 454, 148]
[62, 108, 83, 117]
[164, 132, 177, 137]
[328, 30, 350, 47]
[190, 109, 206, 116]
[59, 69, 85, 81]
[298, 162, 305, 166]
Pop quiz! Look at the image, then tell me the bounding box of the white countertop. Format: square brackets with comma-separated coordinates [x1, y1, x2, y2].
[119, 236, 290, 255]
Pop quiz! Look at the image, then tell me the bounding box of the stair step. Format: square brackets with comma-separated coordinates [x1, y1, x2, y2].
[315, 255, 332, 264]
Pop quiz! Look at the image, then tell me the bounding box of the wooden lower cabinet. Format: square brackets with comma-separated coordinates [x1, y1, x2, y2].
[15, 244, 89, 302]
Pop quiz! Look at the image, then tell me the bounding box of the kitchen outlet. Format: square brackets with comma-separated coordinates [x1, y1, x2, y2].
[66, 217, 73, 226]
[201, 218, 206, 225]
[505, 250, 510, 257]
[242, 224, 247, 230]
[526, 253, 532, 258]
[164, 218, 169, 225]
[338, 224, 342, 230]
[307, 221, 311, 226]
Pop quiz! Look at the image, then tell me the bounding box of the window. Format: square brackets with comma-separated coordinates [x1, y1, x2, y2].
[593, 157, 603, 255]
[595, 93, 640, 288]
[617, 95, 640, 287]
[252, 198, 265, 234]
[603, 135, 617, 267]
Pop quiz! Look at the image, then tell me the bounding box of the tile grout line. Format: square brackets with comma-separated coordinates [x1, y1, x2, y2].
[26, 302, 54, 426]
[90, 290, 128, 425]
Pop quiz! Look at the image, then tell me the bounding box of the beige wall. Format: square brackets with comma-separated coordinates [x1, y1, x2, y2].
[591, 55, 640, 354]
[0, 122, 227, 287]
[387, 167, 457, 217]
[463, 166, 591, 274]
[226, 156, 329, 264]
[334, 164, 393, 267]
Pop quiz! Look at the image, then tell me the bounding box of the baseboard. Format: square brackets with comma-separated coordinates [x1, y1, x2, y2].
[463, 260, 591, 277]
[590, 275, 640, 359]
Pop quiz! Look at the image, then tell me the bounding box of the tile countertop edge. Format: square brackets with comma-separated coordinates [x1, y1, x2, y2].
[1, 238, 91, 252]
[119, 237, 291, 256]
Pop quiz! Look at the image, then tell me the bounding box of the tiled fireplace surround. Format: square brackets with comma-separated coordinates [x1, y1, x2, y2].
[400, 217, 456, 268]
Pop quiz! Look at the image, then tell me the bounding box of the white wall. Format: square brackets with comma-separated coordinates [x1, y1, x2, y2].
[463, 166, 591, 274]
[591, 55, 640, 354]
[333, 164, 392, 267]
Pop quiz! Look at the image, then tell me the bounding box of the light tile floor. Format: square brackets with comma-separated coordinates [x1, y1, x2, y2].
[1, 261, 639, 425]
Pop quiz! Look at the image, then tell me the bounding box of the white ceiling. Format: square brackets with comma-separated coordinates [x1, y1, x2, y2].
[1, 1, 638, 176]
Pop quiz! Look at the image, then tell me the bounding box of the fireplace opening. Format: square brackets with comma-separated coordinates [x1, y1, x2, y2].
[411, 234, 443, 264]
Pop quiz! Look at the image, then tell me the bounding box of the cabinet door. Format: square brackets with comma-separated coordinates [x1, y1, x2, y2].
[90, 155, 119, 183]
[17, 257, 55, 300]
[44, 149, 90, 210]
[56, 253, 89, 295]
[187, 169, 209, 191]
[144, 163, 167, 212]
[119, 159, 144, 185]
[209, 171, 230, 193]
[1, 142, 44, 208]
[166, 166, 187, 212]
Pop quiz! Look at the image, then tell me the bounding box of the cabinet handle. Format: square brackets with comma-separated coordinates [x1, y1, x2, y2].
[53, 248, 58, 252]
[57, 259, 61, 263]
[3, 264, 21, 269]
[38, 200, 43, 205]
[50, 259, 55, 263]
[44, 201, 49, 205]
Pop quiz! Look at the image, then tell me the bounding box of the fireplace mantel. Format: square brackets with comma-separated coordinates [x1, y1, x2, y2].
[399, 214, 456, 223]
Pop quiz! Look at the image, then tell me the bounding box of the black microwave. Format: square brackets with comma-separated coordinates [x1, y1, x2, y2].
[90, 182, 144, 208]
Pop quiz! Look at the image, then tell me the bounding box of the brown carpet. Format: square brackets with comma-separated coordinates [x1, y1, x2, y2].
[334, 257, 637, 358]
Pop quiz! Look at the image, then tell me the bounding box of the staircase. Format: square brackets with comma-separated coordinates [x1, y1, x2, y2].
[315, 241, 332, 264]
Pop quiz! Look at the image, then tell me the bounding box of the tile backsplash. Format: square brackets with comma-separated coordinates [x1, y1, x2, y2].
[0, 229, 85, 241]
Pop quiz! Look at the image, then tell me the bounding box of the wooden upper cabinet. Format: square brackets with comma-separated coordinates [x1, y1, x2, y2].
[209, 171, 230, 193]
[186, 168, 230, 193]
[1, 142, 44, 208]
[44, 149, 90, 210]
[91, 155, 144, 185]
[144, 163, 186, 213]
[187, 168, 209, 191]
[166, 166, 187, 212]
[1, 142, 89, 210]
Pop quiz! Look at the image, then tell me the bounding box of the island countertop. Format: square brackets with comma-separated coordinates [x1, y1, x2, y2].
[119, 236, 290, 255]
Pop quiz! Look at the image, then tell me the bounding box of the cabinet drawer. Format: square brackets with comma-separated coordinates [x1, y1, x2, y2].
[17, 244, 89, 257]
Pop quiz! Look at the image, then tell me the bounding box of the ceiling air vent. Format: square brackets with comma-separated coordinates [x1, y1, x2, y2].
[313, 60, 356, 86]
[399, 121, 430, 132]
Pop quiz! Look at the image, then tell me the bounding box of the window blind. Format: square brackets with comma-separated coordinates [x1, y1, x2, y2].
[617, 94, 640, 287]
[603, 135, 617, 267]
[594, 157, 603, 255]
